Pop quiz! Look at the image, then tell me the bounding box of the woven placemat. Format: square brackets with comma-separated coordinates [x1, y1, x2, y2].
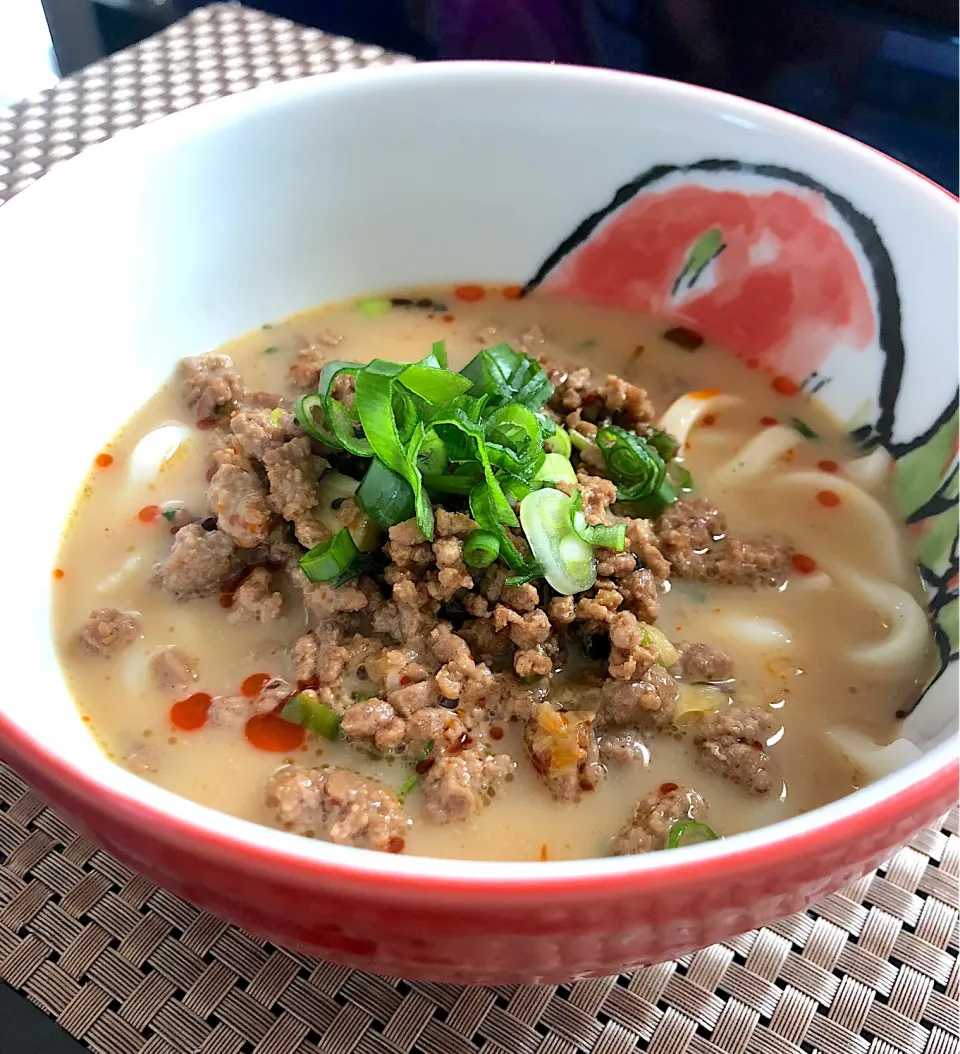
[0, 5, 957, 1052]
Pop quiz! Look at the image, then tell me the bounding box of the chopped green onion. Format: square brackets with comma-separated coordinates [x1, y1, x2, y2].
[263, 346, 280, 355]
[422, 464, 484, 495]
[669, 463, 694, 492]
[412, 738, 435, 763]
[280, 693, 341, 740]
[790, 417, 819, 440]
[505, 564, 543, 587]
[463, 530, 501, 569]
[460, 344, 553, 409]
[519, 487, 596, 595]
[597, 425, 678, 515]
[427, 340, 448, 368]
[323, 366, 373, 456]
[399, 363, 473, 403]
[317, 358, 357, 397]
[356, 458, 415, 527]
[667, 820, 719, 849]
[648, 429, 680, 462]
[269, 407, 282, 427]
[568, 428, 593, 451]
[483, 404, 545, 475]
[160, 508, 178, 522]
[299, 527, 359, 584]
[570, 496, 626, 549]
[295, 393, 337, 446]
[397, 773, 419, 800]
[596, 425, 663, 488]
[415, 432, 448, 476]
[500, 474, 533, 505]
[534, 452, 578, 487]
[618, 477, 678, 516]
[355, 362, 433, 538]
[545, 427, 572, 458]
[356, 298, 392, 318]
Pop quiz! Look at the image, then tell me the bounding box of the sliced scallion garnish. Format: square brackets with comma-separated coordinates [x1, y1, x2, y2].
[299, 527, 359, 584]
[356, 458, 415, 526]
[280, 694, 342, 740]
[666, 819, 719, 849]
[534, 452, 578, 487]
[545, 427, 572, 458]
[596, 424, 678, 515]
[397, 773, 419, 800]
[399, 362, 473, 403]
[569, 493, 626, 550]
[519, 487, 596, 594]
[460, 343, 553, 410]
[463, 530, 501, 569]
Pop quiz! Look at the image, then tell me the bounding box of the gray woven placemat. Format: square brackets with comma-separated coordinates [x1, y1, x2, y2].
[0, 6, 957, 1052]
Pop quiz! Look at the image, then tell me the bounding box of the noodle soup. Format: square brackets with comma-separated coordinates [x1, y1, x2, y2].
[52, 288, 935, 861]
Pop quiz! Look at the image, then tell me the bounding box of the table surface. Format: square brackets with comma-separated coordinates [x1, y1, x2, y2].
[0, 5, 957, 1053]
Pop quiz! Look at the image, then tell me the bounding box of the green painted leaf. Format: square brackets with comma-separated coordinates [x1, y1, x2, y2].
[674, 228, 724, 291]
[892, 408, 958, 519]
[916, 509, 958, 575]
[937, 596, 958, 657]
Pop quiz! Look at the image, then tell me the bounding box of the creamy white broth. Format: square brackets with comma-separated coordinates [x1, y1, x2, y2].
[53, 287, 934, 861]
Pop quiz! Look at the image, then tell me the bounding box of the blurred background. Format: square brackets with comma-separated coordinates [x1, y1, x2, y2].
[2, 0, 957, 192]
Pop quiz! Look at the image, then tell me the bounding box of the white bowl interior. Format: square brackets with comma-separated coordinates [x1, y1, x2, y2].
[0, 64, 954, 874]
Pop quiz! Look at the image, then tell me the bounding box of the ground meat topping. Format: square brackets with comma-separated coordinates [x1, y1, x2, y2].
[149, 645, 197, 692]
[612, 785, 709, 855]
[154, 524, 235, 600]
[694, 705, 777, 793]
[148, 330, 796, 854]
[656, 499, 790, 587]
[598, 664, 679, 729]
[207, 442, 274, 549]
[262, 437, 328, 526]
[227, 567, 284, 624]
[598, 729, 649, 766]
[266, 765, 407, 851]
[674, 642, 734, 683]
[524, 703, 604, 801]
[179, 354, 244, 423]
[286, 332, 342, 391]
[78, 608, 140, 656]
[541, 356, 654, 431]
[607, 611, 657, 680]
[230, 406, 300, 460]
[419, 749, 514, 824]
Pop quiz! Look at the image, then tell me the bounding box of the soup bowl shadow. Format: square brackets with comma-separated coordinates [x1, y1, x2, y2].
[0, 62, 956, 984]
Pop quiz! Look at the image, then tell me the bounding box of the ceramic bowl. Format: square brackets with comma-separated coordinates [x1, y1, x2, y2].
[0, 62, 956, 984]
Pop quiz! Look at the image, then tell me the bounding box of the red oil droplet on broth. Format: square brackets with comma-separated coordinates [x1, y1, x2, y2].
[817, 489, 841, 508]
[95, 453, 114, 468]
[241, 672, 271, 698]
[791, 553, 818, 574]
[760, 416, 778, 427]
[245, 713, 304, 752]
[138, 505, 161, 524]
[818, 459, 839, 473]
[453, 284, 485, 302]
[171, 693, 212, 731]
